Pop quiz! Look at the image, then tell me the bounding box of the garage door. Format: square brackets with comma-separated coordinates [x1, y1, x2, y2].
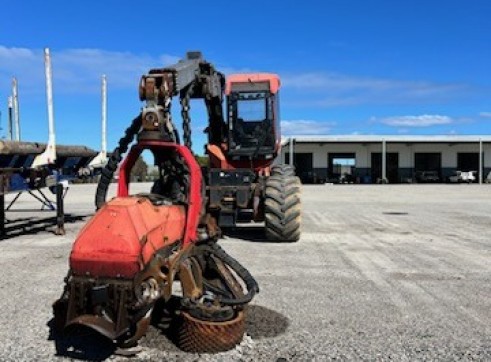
[328, 153, 356, 180]
[285, 152, 313, 178]
[371, 153, 399, 183]
[415, 153, 441, 174]
[457, 153, 479, 172]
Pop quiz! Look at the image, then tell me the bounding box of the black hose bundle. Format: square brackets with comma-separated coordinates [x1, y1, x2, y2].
[95, 115, 142, 210]
[203, 243, 259, 306]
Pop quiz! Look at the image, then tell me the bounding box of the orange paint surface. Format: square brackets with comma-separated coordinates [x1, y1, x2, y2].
[225, 73, 281, 95]
[70, 197, 186, 278]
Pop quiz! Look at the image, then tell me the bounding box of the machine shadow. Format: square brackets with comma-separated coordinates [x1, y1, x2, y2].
[150, 298, 289, 344]
[146, 297, 186, 350]
[0, 214, 88, 240]
[245, 304, 290, 339]
[223, 226, 297, 244]
[47, 301, 289, 359]
[47, 318, 115, 361]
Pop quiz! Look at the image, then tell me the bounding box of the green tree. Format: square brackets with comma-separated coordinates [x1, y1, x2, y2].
[195, 155, 209, 167]
[131, 156, 148, 182]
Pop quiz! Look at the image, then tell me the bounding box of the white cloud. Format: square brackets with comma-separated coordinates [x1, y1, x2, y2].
[0, 44, 474, 113]
[379, 114, 453, 127]
[217, 66, 256, 76]
[282, 72, 396, 91]
[0, 45, 179, 94]
[281, 72, 467, 107]
[479, 112, 491, 118]
[281, 120, 335, 135]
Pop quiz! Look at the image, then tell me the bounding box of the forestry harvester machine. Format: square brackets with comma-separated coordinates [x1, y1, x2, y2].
[53, 52, 301, 353]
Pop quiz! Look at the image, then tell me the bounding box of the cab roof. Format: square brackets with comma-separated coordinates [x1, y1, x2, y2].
[225, 73, 281, 95]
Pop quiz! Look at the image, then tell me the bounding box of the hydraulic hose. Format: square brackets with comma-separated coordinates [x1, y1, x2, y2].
[205, 243, 260, 306]
[95, 115, 142, 210]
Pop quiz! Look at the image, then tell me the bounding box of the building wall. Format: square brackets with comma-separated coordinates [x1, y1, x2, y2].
[281, 141, 491, 182]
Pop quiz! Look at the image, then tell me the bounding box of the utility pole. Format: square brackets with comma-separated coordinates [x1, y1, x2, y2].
[7, 96, 13, 140]
[12, 77, 20, 141]
[289, 137, 294, 166]
[32, 48, 57, 168]
[381, 138, 387, 183]
[101, 75, 107, 159]
[479, 138, 483, 185]
[44, 48, 56, 157]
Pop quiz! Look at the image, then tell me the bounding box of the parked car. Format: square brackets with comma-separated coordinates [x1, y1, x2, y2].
[485, 171, 491, 184]
[414, 171, 440, 183]
[448, 171, 463, 183]
[339, 172, 356, 184]
[326, 173, 341, 183]
[448, 171, 476, 183]
[300, 171, 325, 184]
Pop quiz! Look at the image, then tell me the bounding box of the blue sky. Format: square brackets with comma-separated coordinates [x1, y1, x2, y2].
[0, 0, 490, 155]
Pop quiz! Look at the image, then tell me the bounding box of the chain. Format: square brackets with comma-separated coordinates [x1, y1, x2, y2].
[163, 97, 178, 143]
[180, 93, 192, 152]
[95, 114, 141, 209]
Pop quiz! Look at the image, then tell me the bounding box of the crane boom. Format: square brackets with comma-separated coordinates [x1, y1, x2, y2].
[138, 51, 226, 147]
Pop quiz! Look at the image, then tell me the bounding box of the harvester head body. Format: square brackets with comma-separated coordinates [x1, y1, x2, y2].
[70, 197, 186, 279]
[55, 140, 258, 353]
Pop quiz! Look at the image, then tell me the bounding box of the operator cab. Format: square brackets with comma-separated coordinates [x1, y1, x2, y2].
[226, 74, 281, 160]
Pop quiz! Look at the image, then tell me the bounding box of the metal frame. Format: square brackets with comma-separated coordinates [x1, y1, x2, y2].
[0, 184, 66, 237]
[117, 140, 203, 246]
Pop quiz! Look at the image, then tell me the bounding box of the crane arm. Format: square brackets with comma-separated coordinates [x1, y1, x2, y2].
[138, 52, 226, 147]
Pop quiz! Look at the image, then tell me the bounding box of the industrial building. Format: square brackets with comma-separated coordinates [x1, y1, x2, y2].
[280, 135, 491, 184]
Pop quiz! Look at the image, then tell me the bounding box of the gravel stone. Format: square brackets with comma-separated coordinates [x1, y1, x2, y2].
[0, 183, 489, 361]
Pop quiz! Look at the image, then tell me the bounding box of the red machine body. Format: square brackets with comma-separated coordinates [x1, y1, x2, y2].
[207, 73, 282, 173]
[55, 53, 264, 354]
[70, 198, 185, 279]
[69, 141, 202, 279]
[118, 141, 203, 247]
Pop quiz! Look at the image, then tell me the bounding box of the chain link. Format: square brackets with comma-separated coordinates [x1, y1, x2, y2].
[180, 94, 192, 152]
[95, 114, 142, 209]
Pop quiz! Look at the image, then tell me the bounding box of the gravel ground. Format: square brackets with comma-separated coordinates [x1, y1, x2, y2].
[0, 183, 490, 361]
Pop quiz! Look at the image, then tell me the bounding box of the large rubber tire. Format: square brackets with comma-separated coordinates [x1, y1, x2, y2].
[176, 310, 245, 353]
[271, 164, 295, 177]
[264, 174, 301, 242]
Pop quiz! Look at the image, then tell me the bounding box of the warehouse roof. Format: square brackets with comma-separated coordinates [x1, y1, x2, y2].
[281, 135, 491, 144]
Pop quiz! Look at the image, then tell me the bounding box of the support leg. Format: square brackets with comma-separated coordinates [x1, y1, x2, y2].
[35, 189, 56, 210]
[55, 184, 65, 235]
[0, 194, 5, 238]
[5, 192, 22, 211]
